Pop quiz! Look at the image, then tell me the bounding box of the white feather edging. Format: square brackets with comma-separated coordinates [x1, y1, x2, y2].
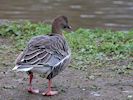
[12, 65, 19, 70]
[12, 65, 33, 72]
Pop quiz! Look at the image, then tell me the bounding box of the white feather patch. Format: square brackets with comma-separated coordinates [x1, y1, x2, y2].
[12, 65, 19, 70]
[12, 65, 33, 72]
[54, 54, 70, 67]
[17, 67, 33, 72]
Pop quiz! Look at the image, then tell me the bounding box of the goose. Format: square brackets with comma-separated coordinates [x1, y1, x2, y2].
[12, 16, 71, 96]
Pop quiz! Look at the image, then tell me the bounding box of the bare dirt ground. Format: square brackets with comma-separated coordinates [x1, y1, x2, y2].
[0, 37, 133, 100]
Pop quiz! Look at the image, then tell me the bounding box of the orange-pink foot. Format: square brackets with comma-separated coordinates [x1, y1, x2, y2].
[42, 91, 58, 96]
[28, 88, 39, 94]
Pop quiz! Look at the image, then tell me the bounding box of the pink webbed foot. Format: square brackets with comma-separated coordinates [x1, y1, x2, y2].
[42, 91, 58, 96]
[27, 88, 39, 94]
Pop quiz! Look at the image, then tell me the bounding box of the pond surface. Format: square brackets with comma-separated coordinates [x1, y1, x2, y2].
[0, 0, 133, 30]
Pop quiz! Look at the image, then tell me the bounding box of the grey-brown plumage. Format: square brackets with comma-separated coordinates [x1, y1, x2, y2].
[13, 16, 71, 80]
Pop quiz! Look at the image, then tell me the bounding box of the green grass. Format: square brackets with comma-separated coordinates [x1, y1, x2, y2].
[0, 21, 132, 71]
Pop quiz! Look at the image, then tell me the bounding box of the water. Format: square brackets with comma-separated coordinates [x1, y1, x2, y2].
[0, 0, 133, 30]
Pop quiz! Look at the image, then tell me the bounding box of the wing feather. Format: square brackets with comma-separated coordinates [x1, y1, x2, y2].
[16, 35, 69, 67]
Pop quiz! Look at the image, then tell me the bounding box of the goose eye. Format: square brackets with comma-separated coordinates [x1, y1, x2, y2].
[63, 25, 71, 29]
[63, 25, 67, 28]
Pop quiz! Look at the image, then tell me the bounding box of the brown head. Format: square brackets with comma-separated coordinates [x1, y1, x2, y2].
[51, 16, 71, 35]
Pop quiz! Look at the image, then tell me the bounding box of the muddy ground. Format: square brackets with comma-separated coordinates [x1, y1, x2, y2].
[0, 37, 133, 100]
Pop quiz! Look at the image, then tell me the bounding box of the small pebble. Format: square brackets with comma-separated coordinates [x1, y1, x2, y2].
[88, 75, 95, 80]
[128, 95, 133, 98]
[91, 92, 101, 97]
[3, 85, 15, 89]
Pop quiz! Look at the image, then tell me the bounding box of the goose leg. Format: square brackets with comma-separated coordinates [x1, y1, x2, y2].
[42, 80, 58, 96]
[27, 72, 39, 94]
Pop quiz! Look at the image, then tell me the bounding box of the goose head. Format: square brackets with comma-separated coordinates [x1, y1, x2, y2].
[51, 16, 71, 35]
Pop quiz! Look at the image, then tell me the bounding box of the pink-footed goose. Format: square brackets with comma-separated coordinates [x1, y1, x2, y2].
[12, 16, 71, 96]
